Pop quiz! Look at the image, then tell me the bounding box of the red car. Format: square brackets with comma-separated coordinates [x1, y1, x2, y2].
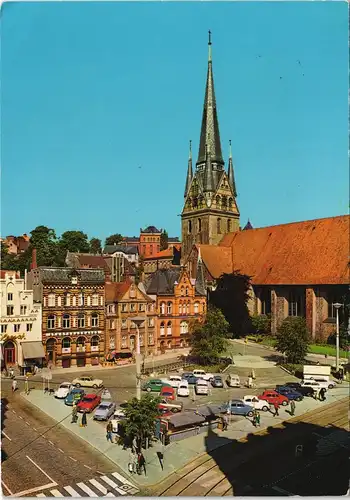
[160, 386, 176, 400]
[77, 393, 101, 413]
[258, 390, 289, 406]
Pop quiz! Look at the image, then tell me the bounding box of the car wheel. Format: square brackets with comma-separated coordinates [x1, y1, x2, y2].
[75, 383, 81, 388]
[328, 384, 334, 389]
[282, 400, 288, 406]
[93, 384, 98, 389]
[173, 408, 179, 413]
[247, 411, 254, 417]
[262, 406, 269, 412]
[297, 397, 303, 402]
[147, 387, 151, 392]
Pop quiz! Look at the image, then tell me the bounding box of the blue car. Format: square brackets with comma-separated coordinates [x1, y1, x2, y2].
[65, 388, 84, 406]
[275, 386, 303, 401]
[221, 399, 254, 417]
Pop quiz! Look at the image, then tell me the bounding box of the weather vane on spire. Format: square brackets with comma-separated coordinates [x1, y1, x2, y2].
[208, 30, 212, 45]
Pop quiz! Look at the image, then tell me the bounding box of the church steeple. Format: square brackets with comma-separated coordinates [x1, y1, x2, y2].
[228, 140, 237, 197]
[203, 143, 215, 193]
[197, 31, 223, 166]
[184, 140, 193, 197]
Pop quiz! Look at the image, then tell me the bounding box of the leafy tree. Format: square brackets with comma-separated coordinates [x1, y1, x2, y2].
[90, 237, 102, 255]
[55, 230, 90, 266]
[105, 234, 123, 246]
[160, 230, 168, 251]
[122, 394, 161, 451]
[276, 317, 309, 364]
[0, 242, 18, 271]
[189, 306, 229, 364]
[209, 271, 252, 337]
[251, 314, 271, 335]
[28, 225, 58, 268]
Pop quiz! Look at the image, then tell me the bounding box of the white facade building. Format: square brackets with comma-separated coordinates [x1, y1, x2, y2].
[0, 270, 44, 372]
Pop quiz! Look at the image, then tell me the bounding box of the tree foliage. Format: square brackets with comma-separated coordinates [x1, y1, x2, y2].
[105, 234, 123, 246]
[89, 238, 102, 255]
[189, 306, 229, 364]
[276, 317, 309, 364]
[209, 271, 252, 337]
[251, 314, 271, 335]
[122, 394, 161, 451]
[160, 230, 168, 251]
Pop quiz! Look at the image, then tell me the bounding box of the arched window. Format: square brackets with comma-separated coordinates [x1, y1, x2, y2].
[77, 313, 85, 328]
[91, 313, 98, 327]
[160, 322, 165, 336]
[62, 337, 71, 349]
[62, 314, 70, 328]
[77, 337, 85, 351]
[92, 294, 99, 306]
[130, 335, 135, 350]
[167, 340, 172, 349]
[194, 302, 199, 314]
[65, 293, 70, 306]
[185, 287, 189, 296]
[228, 198, 233, 209]
[167, 302, 172, 314]
[187, 302, 190, 314]
[217, 218, 221, 234]
[57, 296, 61, 307]
[216, 195, 221, 208]
[198, 219, 202, 232]
[91, 335, 99, 347]
[222, 196, 227, 209]
[72, 295, 76, 306]
[188, 220, 192, 234]
[180, 287, 184, 296]
[47, 315, 55, 329]
[179, 302, 183, 314]
[160, 302, 166, 315]
[48, 293, 55, 307]
[180, 321, 188, 334]
[78, 293, 84, 306]
[167, 321, 172, 335]
[227, 219, 231, 232]
[86, 295, 91, 306]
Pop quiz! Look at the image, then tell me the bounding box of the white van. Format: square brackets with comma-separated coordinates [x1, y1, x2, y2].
[226, 374, 241, 387]
[301, 379, 335, 391]
[193, 369, 213, 381]
[177, 380, 190, 397]
[195, 379, 209, 395]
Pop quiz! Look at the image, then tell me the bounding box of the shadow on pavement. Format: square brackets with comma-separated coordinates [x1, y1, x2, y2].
[1, 397, 9, 462]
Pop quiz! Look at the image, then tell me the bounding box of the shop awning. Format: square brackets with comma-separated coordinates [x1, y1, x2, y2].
[168, 412, 205, 428]
[21, 342, 45, 360]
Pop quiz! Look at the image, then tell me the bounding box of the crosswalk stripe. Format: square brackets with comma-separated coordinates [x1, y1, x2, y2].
[64, 485, 81, 497]
[76, 482, 99, 497]
[105, 493, 115, 497]
[100, 476, 127, 495]
[50, 490, 63, 497]
[111, 472, 135, 488]
[89, 479, 108, 495]
[36, 494, 46, 497]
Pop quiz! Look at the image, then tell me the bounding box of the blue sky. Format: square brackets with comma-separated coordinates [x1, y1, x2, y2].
[1, 1, 348, 242]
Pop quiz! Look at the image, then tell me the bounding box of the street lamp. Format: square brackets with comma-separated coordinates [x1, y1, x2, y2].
[130, 316, 145, 400]
[333, 303, 343, 371]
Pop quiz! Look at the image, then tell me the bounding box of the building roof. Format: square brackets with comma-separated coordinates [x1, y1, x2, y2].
[103, 245, 138, 255]
[105, 281, 131, 303]
[168, 237, 180, 242]
[35, 267, 105, 284]
[196, 215, 349, 285]
[0, 270, 20, 279]
[141, 225, 161, 234]
[66, 252, 110, 273]
[144, 244, 182, 262]
[122, 236, 139, 243]
[145, 268, 182, 295]
[243, 220, 253, 230]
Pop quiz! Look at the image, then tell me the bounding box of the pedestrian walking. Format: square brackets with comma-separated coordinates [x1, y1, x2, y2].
[128, 449, 136, 474]
[81, 411, 87, 427]
[222, 413, 229, 431]
[12, 378, 17, 393]
[247, 376, 253, 389]
[273, 402, 279, 417]
[251, 369, 256, 380]
[71, 403, 78, 423]
[319, 388, 326, 401]
[314, 389, 320, 401]
[137, 452, 146, 475]
[106, 421, 114, 443]
[24, 375, 29, 395]
[255, 411, 261, 427]
[290, 400, 296, 416]
[252, 412, 257, 427]
[9, 367, 14, 378]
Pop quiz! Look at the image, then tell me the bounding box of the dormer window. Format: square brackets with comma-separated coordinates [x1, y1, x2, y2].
[71, 276, 78, 285]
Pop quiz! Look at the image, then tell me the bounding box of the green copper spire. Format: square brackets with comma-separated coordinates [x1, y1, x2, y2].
[228, 140, 237, 198]
[184, 140, 193, 197]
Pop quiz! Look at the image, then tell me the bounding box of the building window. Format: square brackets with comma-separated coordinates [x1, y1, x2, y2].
[180, 287, 185, 296]
[77, 313, 85, 328]
[228, 198, 233, 209]
[7, 305, 14, 316]
[14, 324, 20, 333]
[188, 220, 192, 234]
[186, 302, 190, 314]
[167, 321, 172, 335]
[167, 340, 172, 349]
[91, 335, 99, 347]
[86, 295, 91, 306]
[62, 314, 70, 328]
[57, 295, 61, 307]
[130, 303, 136, 312]
[130, 336, 135, 350]
[148, 303, 154, 312]
[227, 219, 231, 232]
[72, 296, 76, 307]
[92, 294, 99, 306]
[62, 337, 71, 349]
[1, 325, 7, 333]
[185, 287, 189, 296]
[91, 313, 98, 327]
[77, 336, 85, 348]
[139, 334, 144, 346]
[7, 293, 13, 301]
[78, 293, 84, 306]
[180, 321, 188, 334]
[148, 332, 154, 345]
[100, 295, 103, 306]
[160, 302, 166, 315]
[167, 302, 172, 314]
[65, 293, 70, 306]
[147, 317, 154, 328]
[43, 297, 47, 307]
[20, 305, 27, 315]
[288, 292, 302, 317]
[179, 303, 183, 314]
[217, 218, 221, 234]
[48, 293, 55, 307]
[26, 323, 32, 332]
[138, 303, 145, 312]
[122, 303, 128, 312]
[121, 335, 127, 348]
[122, 319, 127, 329]
[47, 315, 55, 329]
[194, 302, 199, 314]
[327, 296, 344, 320]
[260, 289, 271, 315]
[160, 322, 165, 336]
[198, 219, 202, 232]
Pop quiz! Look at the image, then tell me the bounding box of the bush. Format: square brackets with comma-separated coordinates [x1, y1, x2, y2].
[327, 322, 349, 350]
[251, 314, 271, 335]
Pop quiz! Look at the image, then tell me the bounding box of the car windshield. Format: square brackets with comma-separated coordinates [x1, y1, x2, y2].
[72, 390, 82, 394]
[83, 397, 95, 402]
[162, 391, 172, 396]
[61, 383, 70, 388]
[98, 405, 109, 410]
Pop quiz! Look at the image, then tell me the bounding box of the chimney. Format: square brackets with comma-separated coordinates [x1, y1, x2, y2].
[31, 248, 37, 270]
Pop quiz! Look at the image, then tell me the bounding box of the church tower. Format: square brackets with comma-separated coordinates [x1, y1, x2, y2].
[181, 32, 240, 261]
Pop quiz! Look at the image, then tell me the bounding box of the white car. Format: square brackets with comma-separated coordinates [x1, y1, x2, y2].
[166, 375, 183, 388]
[301, 379, 335, 390]
[72, 376, 103, 389]
[177, 380, 190, 397]
[243, 395, 270, 412]
[193, 369, 213, 382]
[54, 382, 72, 399]
[226, 374, 241, 387]
[111, 409, 126, 433]
[195, 379, 209, 395]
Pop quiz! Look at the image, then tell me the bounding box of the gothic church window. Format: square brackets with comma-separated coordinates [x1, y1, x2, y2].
[198, 219, 202, 232]
[227, 219, 231, 232]
[216, 195, 221, 208]
[188, 221, 192, 234]
[217, 218, 222, 234]
[228, 198, 233, 209]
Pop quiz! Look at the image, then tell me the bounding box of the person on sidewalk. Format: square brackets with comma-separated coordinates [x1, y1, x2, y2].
[290, 400, 296, 416]
[106, 421, 114, 443]
[273, 402, 279, 417]
[81, 410, 87, 427]
[314, 388, 320, 401]
[247, 376, 253, 389]
[128, 449, 136, 474]
[255, 411, 261, 427]
[12, 378, 17, 393]
[222, 414, 229, 431]
[24, 375, 29, 395]
[137, 452, 146, 475]
[319, 388, 326, 401]
[71, 403, 78, 424]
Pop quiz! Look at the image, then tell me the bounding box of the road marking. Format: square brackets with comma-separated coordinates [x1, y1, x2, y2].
[97, 470, 104, 475]
[12, 410, 16, 414]
[36, 494, 46, 497]
[18, 415, 23, 419]
[33, 427, 37, 431]
[49, 489, 62, 497]
[77, 482, 99, 497]
[84, 464, 92, 469]
[100, 476, 127, 496]
[11, 483, 57, 497]
[64, 485, 81, 496]
[48, 440, 54, 445]
[1, 480, 13, 495]
[111, 471, 135, 487]
[58, 448, 64, 453]
[2, 431, 12, 441]
[89, 479, 108, 494]
[272, 485, 293, 495]
[105, 493, 116, 497]
[25, 421, 30, 425]
[26, 455, 56, 483]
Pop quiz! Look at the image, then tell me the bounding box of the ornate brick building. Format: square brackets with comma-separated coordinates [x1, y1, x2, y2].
[28, 267, 105, 368]
[143, 245, 181, 278]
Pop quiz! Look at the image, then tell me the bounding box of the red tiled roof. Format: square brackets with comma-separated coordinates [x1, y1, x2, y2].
[76, 254, 110, 272]
[0, 270, 20, 278]
[197, 215, 349, 285]
[105, 281, 131, 303]
[144, 244, 182, 261]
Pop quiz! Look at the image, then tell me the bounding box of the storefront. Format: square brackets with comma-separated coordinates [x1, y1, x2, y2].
[20, 341, 46, 375]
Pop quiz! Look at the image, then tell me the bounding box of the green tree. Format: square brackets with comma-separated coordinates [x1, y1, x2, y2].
[251, 314, 271, 335]
[276, 317, 309, 364]
[160, 230, 168, 251]
[209, 271, 252, 337]
[105, 234, 123, 246]
[29, 225, 58, 268]
[189, 306, 229, 364]
[90, 237, 102, 255]
[122, 394, 161, 451]
[0, 242, 18, 271]
[56, 230, 90, 266]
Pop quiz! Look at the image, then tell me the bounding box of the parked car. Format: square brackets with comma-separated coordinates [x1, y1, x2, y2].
[222, 399, 254, 417]
[72, 376, 103, 389]
[195, 379, 209, 395]
[301, 379, 334, 391]
[142, 379, 172, 393]
[242, 395, 270, 412]
[77, 393, 101, 413]
[192, 369, 213, 382]
[54, 382, 72, 399]
[186, 375, 200, 385]
[211, 375, 224, 388]
[111, 408, 126, 433]
[158, 399, 183, 413]
[182, 372, 194, 381]
[177, 380, 190, 397]
[93, 402, 116, 421]
[160, 385, 176, 400]
[165, 375, 183, 388]
[283, 382, 314, 397]
[275, 386, 303, 401]
[65, 388, 85, 406]
[258, 390, 289, 406]
[226, 374, 241, 387]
